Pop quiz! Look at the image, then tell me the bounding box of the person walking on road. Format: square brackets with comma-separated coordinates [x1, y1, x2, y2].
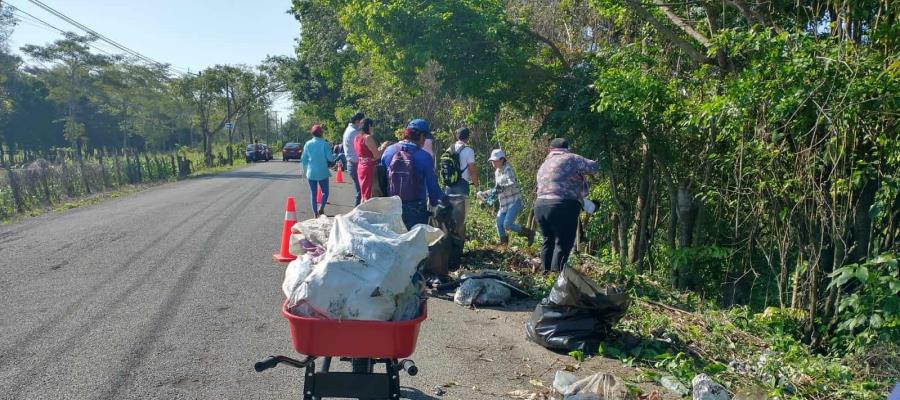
[353, 118, 383, 202]
[301, 124, 336, 217]
[342, 112, 365, 206]
[381, 119, 445, 230]
[534, 138, 598, 273]
[442, 127, 478, 196]
[489, 149, 535, 247]
[332, 142, 346, 170]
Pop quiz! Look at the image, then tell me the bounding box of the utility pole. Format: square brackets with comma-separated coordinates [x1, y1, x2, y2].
[272, 111, 281, 144]
[225, 78, 233, 166]
[265, 111, 271, 145]
[247, 106, 254, 144]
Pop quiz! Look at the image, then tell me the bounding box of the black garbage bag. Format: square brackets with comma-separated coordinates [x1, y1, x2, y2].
[526, 268, 629, 352]
[430, 195, 466, 270]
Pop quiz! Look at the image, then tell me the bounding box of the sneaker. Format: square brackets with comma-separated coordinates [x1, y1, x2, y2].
[499, 236, 509, 247]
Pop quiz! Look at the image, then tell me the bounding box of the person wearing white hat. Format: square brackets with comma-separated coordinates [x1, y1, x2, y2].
[489, 149, 535, 246]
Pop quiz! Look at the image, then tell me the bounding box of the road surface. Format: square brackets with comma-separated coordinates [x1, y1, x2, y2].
[0, 161, 664, 399]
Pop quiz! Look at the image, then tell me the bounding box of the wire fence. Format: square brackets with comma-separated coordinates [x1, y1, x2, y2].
[0, 147, 238, 219]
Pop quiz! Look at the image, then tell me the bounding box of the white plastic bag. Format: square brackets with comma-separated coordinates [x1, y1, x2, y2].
[287, 197, 442, 320]
[289, 216, 334, 256]
[282, 256, 313, 301]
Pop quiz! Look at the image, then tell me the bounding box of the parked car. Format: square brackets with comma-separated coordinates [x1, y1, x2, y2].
[246, 144, 273, 162]
[282, 142, 302, 161]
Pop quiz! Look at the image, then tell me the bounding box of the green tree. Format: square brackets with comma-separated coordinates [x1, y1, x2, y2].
[21, 33, 113, 156]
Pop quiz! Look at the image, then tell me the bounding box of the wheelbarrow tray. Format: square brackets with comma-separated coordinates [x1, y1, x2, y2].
[282, 300, 427, 358]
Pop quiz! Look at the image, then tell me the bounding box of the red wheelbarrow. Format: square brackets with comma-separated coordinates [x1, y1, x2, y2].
[255, 300, 427, 399]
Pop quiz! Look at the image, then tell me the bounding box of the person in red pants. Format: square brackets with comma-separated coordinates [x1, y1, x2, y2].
[353, 118, 383, 202]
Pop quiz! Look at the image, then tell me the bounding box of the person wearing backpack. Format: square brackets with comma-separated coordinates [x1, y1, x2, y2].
[380, 119, 445, 230]
[300, 124, 336, 217]
[441, 127, 478, 196]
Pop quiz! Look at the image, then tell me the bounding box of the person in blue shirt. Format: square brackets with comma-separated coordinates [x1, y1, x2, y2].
[381, 119, 445, 229]
[301, 124, 336, 217]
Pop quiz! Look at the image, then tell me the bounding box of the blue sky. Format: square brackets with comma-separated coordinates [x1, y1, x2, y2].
[6, 0, 299, 114]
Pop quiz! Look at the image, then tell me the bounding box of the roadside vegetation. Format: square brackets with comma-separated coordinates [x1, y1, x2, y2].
[272, 1, 896, 398]
[464, 205, 896, 399]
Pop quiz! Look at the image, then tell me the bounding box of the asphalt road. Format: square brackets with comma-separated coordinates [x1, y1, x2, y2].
[0, 161, 668, 400]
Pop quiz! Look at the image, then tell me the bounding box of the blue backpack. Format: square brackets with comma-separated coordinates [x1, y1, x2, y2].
[388, 144, 420, 201]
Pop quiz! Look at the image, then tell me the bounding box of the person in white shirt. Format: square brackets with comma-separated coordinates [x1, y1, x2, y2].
[446, 127, 478, 196]
[341, 112, 365, 205]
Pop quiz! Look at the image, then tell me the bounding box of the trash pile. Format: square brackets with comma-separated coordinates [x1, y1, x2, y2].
[428, 269, 530, 308]
[282, 196, 443, 321]
[526, 268, 629, 352]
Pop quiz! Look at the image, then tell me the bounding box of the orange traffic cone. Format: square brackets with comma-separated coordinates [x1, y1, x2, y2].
[273, 197, 298, 262]
[316, 187, 323, 204]
[335, 163, 344, 183]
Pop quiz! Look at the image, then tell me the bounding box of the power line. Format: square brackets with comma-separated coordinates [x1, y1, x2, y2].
[25, 0, 170, 69]
[19, 0, 188, 76]
[6, 4, 118, 57]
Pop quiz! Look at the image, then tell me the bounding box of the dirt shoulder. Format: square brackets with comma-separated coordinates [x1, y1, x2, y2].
[408, 297, 675, 399]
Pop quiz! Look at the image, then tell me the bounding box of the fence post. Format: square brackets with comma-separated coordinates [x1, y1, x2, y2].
[60, 159, 73, 197]
[77, 156, 91, 195]
[134, 154, 143, 183]
[142, 153, 152, 181]
[112, 153, 122, 186]
[39, 162, 52, 206]
[98, 152, 110, 188]
[5, 167, 25, 214]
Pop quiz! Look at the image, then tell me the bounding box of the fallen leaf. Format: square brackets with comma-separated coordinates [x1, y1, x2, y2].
[528, 378, 544, 387]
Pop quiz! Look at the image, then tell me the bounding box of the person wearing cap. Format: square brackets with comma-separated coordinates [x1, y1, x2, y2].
[381, 119, 445, 229]
[534, 138, 598, 273]
[446, 127, 478, 196]
[489, 149, 535, 246]
[342, 112, 366, 205]
[301, 124, 336, 217]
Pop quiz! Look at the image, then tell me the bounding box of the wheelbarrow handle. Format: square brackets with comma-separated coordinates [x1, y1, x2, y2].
[399, 359, 418, 376]
[254, 355, 313, 372]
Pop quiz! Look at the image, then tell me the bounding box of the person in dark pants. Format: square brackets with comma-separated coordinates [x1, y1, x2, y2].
[342, 112, 365, 206]
[533, 138, 598, 273]
[381, 120, 445, 230]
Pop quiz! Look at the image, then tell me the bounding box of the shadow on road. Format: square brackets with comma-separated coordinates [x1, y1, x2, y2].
[200, 170, 300, 181]
[400, 387, 441, 400]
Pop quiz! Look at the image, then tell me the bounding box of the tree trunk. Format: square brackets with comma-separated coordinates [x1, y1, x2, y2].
[629, 142, 653, 270]
[617, 210, 630, 270]
[676, 182, 698, 248]
[611, 212, 621, 258]
[667, 182, 677, 249]
[849, 179, 878, 263]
